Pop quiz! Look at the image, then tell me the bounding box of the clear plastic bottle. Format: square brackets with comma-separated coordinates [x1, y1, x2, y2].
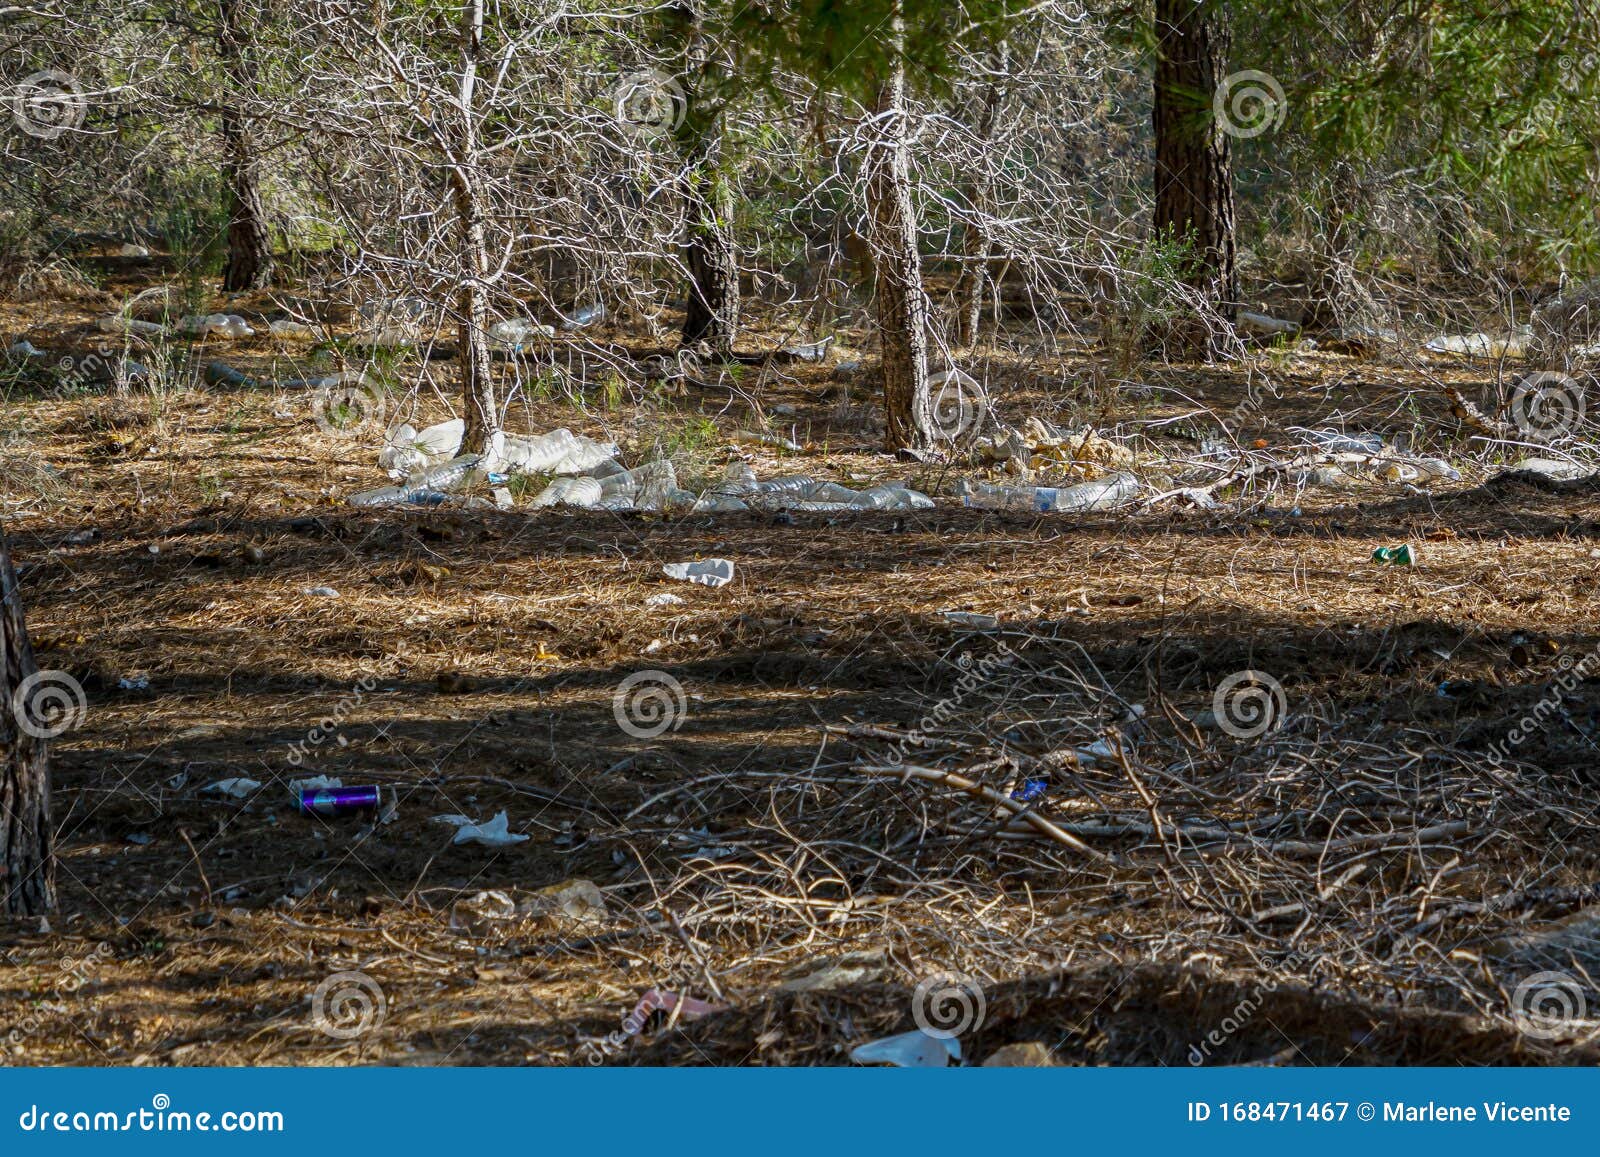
[962, 473, 1138, 513]
[490, 428, 618, 475]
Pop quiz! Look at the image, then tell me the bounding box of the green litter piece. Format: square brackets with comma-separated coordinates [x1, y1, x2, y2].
[1372, 544, 1417, 566]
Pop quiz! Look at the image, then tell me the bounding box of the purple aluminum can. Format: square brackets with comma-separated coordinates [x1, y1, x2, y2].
[299, 785, 381, 816]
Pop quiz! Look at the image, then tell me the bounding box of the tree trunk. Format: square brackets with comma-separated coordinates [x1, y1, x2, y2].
[1153, 0, 1237, 350]
[675, 9, 738, 357]
[451, 0, 498, 454]
[220, 114, 273, 292]
[954, 57, 1006, 348]
[865, 6, 934, 453]
[217, 0, 273, 292]
[0, 533, 54, 916]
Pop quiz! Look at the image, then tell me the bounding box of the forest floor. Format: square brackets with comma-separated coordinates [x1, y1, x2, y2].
[3, 253, 1600, 1066]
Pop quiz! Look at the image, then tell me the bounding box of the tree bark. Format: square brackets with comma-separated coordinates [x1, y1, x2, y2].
[865, 5, 934, 453]
[954, 54, 1006, 348]
[451, 0, 498, 454]
[0, 533, 54, 916]
[674, 8, 739, 357]
[1153, 0, 1237, 349]
[217, 0, 273, 292]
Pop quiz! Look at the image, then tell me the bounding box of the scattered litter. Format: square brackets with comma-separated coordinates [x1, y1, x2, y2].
[1010, 778, 1049, 802]
[203, 361, 253, 387]
[7, 339, 45, 359]
[1381, 458, 1460, 483]
[531, 878, 608, 924]
[982, 1042, 1055, 1067]
[96, 315, 165, 337]
[1424, 329, 1530, 358]
[350, 454, 506, 507]
[645, 592, 685, 608]
[268, 318, 316, 340]
[431, 810, 529, 848]
[289, 775, 343, 794]
[730, 429, 802, 452]
[959, 473, 1140, 513]
[118, 242, 150, 258]
[203, 778, 261, 799]
[942, 610, 1000, 630]
[626, 988, 723, 1031]
[780, 335, 834, 362]
[663, 559, 734, 588]
[488, 428, 619, 476]
[303, 585, 340, 597]
[1505, 457, 1589, 482]
[298, 785, 380, 817]
[1236, 311, 1300, 338]
[1292, 428, 1383, 455]
[489, 317, 555, 349]
[1372, 544, 1417, 566]
[560, 303, 606, 329]
[117, 675, 149, 691]
[850, 1029, 962, 1067]
[182, 313, 254, 339]
[379, 418, 465, 478]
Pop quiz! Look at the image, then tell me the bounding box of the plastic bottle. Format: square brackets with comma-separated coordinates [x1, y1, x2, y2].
[529, 476, 603, 507]
[380, 418, 465, 477]
[961, 473, 1138, 513]
[489, 428, 618, 475]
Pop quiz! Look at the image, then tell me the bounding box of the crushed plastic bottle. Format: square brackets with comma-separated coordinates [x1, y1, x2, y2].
[181, 313, 254, 339]
[7, 340, 45, 360]
[268, 318, 316, 340]
[350, 454, 506, 507]
[960, 473, 1139, 513]
[97, 315, 165, 337]
[487, 428, 619, 476]
[380, 418, 465, 477]
[560, 303, 606, 330]
[488, 318, 555, 349]
[1295, 428, 1383, 455]
[528, 476, 603, 508]
[203, 361, 253, 386]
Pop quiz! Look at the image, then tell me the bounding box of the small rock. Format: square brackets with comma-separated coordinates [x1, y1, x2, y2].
[982, 1041, 1056, 1067]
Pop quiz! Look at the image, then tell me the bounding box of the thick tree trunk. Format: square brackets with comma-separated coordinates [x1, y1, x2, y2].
[220, 114, 273, 292]
[0, 533, 54, 916]
[217, 0, 273, 292]
[452, 0, 498, 454]
[865, 9, 934, 454]
[1153, 0, 1237, 350]
[675, 10, 738, 357]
